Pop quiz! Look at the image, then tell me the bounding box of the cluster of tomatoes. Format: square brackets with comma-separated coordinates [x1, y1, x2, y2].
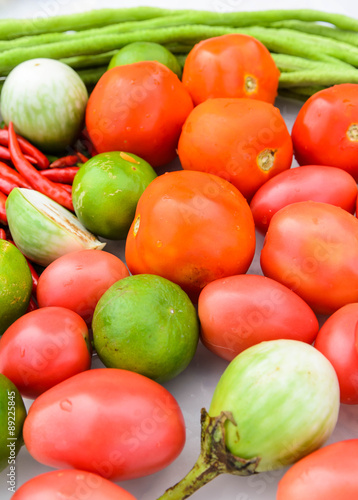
[2, 32, 358, 499]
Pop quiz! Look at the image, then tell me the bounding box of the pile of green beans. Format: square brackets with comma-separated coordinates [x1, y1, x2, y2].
[1, 6, 358, 100]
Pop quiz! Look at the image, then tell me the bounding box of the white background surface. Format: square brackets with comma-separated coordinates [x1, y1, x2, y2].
[1, 0, 358, 499]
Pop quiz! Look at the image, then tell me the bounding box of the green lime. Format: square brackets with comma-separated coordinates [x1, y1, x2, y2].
[0, 240, 32, 335]
[72, 151, 157, 240]
[108, 41, 182, 78]
[0, 374, 27, 472]
[92, 274, 199, 382]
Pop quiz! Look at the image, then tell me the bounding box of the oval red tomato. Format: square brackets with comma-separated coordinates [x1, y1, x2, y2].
[0, 307, 91, 399]
[277, 439, 358, 499]
[37, 249, 129, 325]
[182, 33, 280, 105]
[12, 469, 136, 500]
[23, 368, 185, 480]
[291, 83, 358, 180]
[250, 165, 357, 233]
[260, 201, 358, 314]
[86, 61, 194, 167]
[178, 98, 293, 201]
[125, 170, 256, 301]
[315, 303, 358, 404]
[198, 274, 319, 361]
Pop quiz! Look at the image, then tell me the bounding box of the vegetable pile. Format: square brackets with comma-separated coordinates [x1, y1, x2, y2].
[1, 5, 358, 500]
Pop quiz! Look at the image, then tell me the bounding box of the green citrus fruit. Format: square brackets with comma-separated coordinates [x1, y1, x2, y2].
[72, 151, 157, 240]
[0, 373, 27, 473]
[0, 240, 32, 335]
[108, 42, 182, 78]
[92, 274, 199, 382]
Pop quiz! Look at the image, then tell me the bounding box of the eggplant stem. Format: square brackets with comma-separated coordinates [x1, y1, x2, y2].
[156, 408, 260, 500]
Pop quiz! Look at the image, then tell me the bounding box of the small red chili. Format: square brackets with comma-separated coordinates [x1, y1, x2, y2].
[8, 123, 73, 211]
[0, 191, 7, 225]
[40, 166, 79, 184]
[50, 155, 79, 168]
[0, 161, 32, 189]
[0, 129, 49, 169]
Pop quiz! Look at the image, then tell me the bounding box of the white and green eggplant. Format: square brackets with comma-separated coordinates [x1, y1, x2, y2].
[0, 58, 88, 153]
[157, 339, 340, 499]
[6, 188, 105, 267]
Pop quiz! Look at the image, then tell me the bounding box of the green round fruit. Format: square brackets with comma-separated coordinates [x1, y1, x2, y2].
[72, 151, 157, 240]
[0, 240, 32, 335]
[108, 41, 182, 77]
[0, 374, 27, 473]
[92, 274, 199, 382]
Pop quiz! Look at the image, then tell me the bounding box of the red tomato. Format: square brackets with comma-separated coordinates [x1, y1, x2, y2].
[277, 439, 358, 499]
[315, 303, 358, 404]
[182, 33, 280, 105]
[85, 61, 193, 167]
[12, 469, 136, 500]
[250, 165, 357, 233]
[0, 307, 91, 399]
[198, 274, 319, 361]
[292, 83, 358, 180]
[37, 249, 129, 325]
[125, 170, 256, 301]
[178, 98, 293, 201]
[260, 201, 358, 315]
[23, 368, 185, 480]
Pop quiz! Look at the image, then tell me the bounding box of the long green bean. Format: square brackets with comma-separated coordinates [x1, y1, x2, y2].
[1, 24, 357, 77]
[268, 20, 358, 47]
[1, 8, 358, 41]
[279, 68, 358, 86]
[271, 53, 356, 72]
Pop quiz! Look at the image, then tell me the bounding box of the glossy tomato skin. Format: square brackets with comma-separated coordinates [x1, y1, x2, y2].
[178, 98, 293, 201]
[198, 274, 319, 361]
[182, 33, 280, 105]
[260, 201, 358, 315]
[0, 307, 91, 399]
[277, 439, 358, 500]
[85, 61, 193, 167]
[315, 303, 358, 404]
[125, 170, 256, 301]
[292, 84, 358, 180]
[12, 469, 137, 500]
[250, 165, 357, 233]
[23, 368, 186, 480]
[37, 249, 129, 325]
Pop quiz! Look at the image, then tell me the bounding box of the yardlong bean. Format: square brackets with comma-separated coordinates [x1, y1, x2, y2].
[1, 8, 358, 41]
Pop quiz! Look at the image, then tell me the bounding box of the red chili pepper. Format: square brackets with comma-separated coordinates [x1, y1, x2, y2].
[0, 191, 7, 225]
[57, 183, 73, 194]
[8, 122, 73, 212]
[26, 297, 39, 313]
[0, 144, 37, 164]
[0, 129, 49, 169]
[0, 161, 32, 189]
[50, 155, 79, 168]
[75, 151, 89, 164]
[0, 228, 6, 239]
[40, 166, 79, 184]
[0, 177, 22, 195]
[8, 238, 39, 294]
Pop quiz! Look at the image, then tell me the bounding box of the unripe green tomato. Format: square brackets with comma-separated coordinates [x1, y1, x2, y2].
[108, 42, 182, 78]
[0, 58, 88, 153]
[72, 151, 157, 240]
[0, 374, 27, 473]
[209, 339, 340, 471]
[0, 240, 32, 335]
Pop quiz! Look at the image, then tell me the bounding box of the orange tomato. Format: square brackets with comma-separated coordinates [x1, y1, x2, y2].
[85, 61, 193, 167]
[178, 98, 293, 201]
[125, 170, 255, 301]
[182, 34, 280, 105]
